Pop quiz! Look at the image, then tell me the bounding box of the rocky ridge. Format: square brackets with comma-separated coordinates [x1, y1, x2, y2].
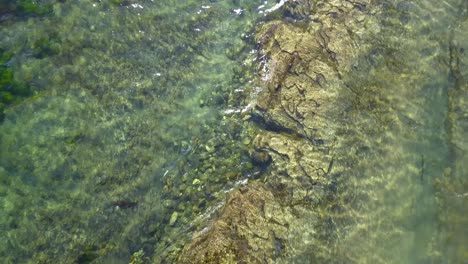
[177, 1, 381, 263]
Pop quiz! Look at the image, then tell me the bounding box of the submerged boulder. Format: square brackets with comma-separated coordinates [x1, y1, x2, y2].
[178, 0, 468, 262]
[177, 1, 380, 262]
[178, 182, 290, 264]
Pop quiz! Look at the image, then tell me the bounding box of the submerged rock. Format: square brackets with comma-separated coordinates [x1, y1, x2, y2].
[177, 182, 290, 264]
[177, 0, 379, 262]
[180, 0, 468, 262]
[169, 211, 179, 226]
[249, 148, 271, 166]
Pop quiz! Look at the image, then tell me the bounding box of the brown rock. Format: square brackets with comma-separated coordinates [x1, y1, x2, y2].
[177, 182, 289, 264]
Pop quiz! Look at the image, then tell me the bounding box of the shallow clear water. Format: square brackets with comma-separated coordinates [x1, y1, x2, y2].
[0, 0, 467, 263]
[285, 1, 468, 263]
[0, 0, 278, 262]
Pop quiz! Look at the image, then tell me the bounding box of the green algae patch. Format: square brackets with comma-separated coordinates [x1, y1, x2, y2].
[0, 0, 54, 18]
[0, 50, 31, 122]
[17, 0, 53, 16]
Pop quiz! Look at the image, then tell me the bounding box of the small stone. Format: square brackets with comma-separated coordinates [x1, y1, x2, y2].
[169, 211, 178, 226]
[250, 149, 272, 165]
[192, 178, 201, 185]
[205, 145, 214, 152]
[162, 199, 174, 208]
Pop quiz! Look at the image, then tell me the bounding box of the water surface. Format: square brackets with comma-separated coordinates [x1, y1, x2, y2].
[286, 1, 468, 263]
[0, 0, 276, 262]
[0, 0, 466, 263]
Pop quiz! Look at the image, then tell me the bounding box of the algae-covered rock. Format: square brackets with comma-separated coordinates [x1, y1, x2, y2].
[433, 14, 468, 263]
[246, 1, 468, 263]
[253, 1, 379, 143]
[247, 2, 380, 213]
[248, 0, 379, 214]
[178, 0, 468, 263]
[178, 182, 290, 264]
[177, 1, 381, 262]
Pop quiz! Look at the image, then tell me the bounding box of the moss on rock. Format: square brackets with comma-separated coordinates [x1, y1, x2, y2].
[0, 49, 31, 121]
[176, 1, 381, 262]
[177, 182, 290, 264]
[0, 0, 54, 18]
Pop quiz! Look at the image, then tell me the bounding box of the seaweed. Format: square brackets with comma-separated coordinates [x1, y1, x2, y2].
[0, 49, 31, 122]
[17, 0, 53, 16]
[0, 0, 54, 18]
[31, 35, 60, 58]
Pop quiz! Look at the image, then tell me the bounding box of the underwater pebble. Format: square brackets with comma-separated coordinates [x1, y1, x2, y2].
[169, 211, 178, 226]
[192, 178, 201, 185]
[250, 149, 272, 165]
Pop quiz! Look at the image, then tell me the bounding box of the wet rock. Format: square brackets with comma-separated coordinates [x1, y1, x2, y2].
[250, 149, 271, 166]
[435, 15, 468, 263]
[177, 182, 290, 264]
[177, 0, 383, 263]
[169, 211, 178, 226]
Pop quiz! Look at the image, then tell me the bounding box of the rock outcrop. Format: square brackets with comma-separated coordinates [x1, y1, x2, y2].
[178, 1, 380, 262]
[178, 182, 291, 263]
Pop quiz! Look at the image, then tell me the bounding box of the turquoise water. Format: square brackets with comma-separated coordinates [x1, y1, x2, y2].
[0, 0, 467, 263]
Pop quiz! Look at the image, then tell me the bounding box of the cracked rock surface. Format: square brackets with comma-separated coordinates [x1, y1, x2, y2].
[177, 0, 468, 262]
[178, 1, 380, 263]
[177, 182, 291, 264]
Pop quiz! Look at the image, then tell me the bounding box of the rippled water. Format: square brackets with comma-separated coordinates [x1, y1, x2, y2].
[0, 0, 278, 262]
[286, 1, 468, 263]
[0, 0, 467, 263]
